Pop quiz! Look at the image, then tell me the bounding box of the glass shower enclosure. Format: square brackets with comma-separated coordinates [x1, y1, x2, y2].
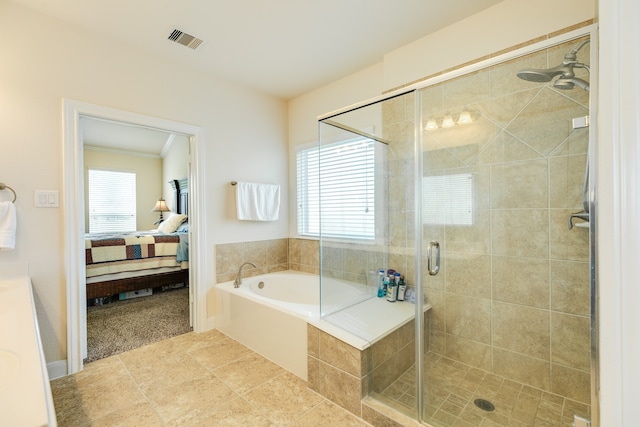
[317, 26, 595, 427]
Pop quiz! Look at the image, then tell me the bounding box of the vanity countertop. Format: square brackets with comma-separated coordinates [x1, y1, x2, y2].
[0, 262, 57, 427]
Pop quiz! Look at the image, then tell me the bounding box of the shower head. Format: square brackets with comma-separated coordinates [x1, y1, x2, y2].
[516, 39, 590, 90]
[516, 63, 575, 83]
[554, 77, 590, 92]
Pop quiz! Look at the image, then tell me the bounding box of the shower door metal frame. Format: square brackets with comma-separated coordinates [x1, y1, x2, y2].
[587, 28, 600, 427]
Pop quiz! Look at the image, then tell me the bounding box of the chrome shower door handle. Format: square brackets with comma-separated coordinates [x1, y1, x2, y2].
[427, 241, 440, 276]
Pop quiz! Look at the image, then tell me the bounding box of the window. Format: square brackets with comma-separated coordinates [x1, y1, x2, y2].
[88, 169, 136, 233]
[422, 173, 474, 226]
[297, 138, 376, 241]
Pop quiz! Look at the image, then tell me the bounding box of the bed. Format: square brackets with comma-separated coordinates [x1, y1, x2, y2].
[85, 178, 189, 300]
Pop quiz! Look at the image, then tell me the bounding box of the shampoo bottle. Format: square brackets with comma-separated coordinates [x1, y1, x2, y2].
[377, 269, 386, 297]
[397, 275, 406, 301]
[383, 275, 390, 297]
[387, 273, 399, 302]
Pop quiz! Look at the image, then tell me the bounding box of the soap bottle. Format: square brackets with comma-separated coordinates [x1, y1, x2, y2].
[377, 269, 386, 297]
[383, 275, 390, 297]
[387, 273, 398, 302]
[397, 275, 406, 301]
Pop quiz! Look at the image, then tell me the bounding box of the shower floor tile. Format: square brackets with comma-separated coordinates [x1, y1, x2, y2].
[373, 352, 590, 427]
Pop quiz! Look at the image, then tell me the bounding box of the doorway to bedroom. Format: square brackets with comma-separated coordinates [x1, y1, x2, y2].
[63, 99, 206, 375]
[81, 117, 192, 363]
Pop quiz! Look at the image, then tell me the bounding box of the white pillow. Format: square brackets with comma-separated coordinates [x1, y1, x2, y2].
[158, 213, 188, 233]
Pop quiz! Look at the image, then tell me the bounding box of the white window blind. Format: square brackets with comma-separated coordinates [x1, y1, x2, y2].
[422, 173, 474, 226]
[297, 138, 375, 240]
[88, 169, 137, 233]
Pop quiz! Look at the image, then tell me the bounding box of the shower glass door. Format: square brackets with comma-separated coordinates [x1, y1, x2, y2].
[418, 35, 592, 426]
[317, 102, 391, 319]
[317, 91, 423, 419]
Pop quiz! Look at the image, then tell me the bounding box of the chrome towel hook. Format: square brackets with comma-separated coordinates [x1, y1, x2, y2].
[0, 183, 17, 203]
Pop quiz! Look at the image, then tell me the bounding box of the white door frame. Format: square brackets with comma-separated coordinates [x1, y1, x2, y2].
[62, 99, 207, 375]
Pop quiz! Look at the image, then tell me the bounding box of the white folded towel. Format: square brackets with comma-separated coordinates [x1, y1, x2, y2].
[0, 201, 17, 250]
[235, 182, 280, 221]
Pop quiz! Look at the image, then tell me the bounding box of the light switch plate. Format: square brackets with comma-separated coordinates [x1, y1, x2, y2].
[35, 190, 59, 208]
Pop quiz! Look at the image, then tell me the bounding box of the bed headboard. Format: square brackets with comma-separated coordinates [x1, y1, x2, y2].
[170, 178, 189, 215]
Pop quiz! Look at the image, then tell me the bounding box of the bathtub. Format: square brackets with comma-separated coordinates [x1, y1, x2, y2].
[0, 262, 57, 426]
[216, 270, 423, 380]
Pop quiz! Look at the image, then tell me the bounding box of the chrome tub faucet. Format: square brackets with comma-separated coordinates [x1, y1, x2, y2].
[233, 262, 257, 288]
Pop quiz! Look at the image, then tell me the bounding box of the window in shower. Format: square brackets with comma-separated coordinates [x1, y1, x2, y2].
[422, 172, 474, 226]
[296, 137, 376, 241]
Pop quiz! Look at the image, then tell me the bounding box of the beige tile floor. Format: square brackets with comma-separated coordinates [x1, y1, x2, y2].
[375, 352, 591, 427]
[51, 330, 373, 427]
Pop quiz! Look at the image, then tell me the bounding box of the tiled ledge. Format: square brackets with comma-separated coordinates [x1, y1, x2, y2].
[307, 306, 430, 422]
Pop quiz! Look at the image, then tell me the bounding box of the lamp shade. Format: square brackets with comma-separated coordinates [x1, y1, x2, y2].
[442, 113, 455, 128]
[457, 109, 472, 125]
[425, 118, 438, 130]
[152, 198, 170, 212]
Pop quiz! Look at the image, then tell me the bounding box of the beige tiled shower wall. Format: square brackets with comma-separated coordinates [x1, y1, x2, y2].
[289, 238, 390, 281]
[382, 37, 591, 404]
[288, 238, 320, 274]
[216, 237, 396, 291]
[215, 238, 386, 283]
[215, 238, 289, 283]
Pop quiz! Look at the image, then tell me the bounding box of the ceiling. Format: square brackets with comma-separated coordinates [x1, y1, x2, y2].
[81, 117, 186, 156]
[12, 0, 503, 100]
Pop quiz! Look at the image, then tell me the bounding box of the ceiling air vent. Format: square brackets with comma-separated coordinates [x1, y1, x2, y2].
[167, 28, 204, 50]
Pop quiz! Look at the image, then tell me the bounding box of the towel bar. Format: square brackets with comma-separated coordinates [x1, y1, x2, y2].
[0, 183, 16, 203]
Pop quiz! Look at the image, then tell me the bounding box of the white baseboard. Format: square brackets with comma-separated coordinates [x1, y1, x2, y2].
[47, 360, 68, 380]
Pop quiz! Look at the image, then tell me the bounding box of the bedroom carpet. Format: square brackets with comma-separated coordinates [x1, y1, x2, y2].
[85, 287, 191, 363]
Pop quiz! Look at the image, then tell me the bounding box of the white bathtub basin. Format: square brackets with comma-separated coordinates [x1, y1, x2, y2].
[216, 270, 431, 380]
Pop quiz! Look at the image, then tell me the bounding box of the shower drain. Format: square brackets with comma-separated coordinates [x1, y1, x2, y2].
[473, 399, 495, 412]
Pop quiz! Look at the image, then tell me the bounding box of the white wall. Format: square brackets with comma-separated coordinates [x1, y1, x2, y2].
[0, 1, 288, 364]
